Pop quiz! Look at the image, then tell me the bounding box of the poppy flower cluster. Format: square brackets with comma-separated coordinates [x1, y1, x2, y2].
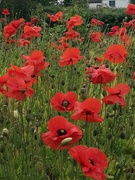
[0, 50, 49, 100]
[2, 16, 41, 45]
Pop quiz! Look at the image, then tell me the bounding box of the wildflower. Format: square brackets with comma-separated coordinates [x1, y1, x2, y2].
[22, 50, 49, 74]
[1, 8, 10, 15]
[50, 91, 77, 112]
[126, 3, 135, 15]
[67, 15, 83, 30]
[18, 39, 30, 46]
[69, 145, 108, 180]
[65, 30, 80, 40]
[21, 25, 42, 39]
[48, 11, 63, 22]
[90, 32, 104, 43]
[59, 47, 83, 67]
[71, 98, 103, 122]
[6, 77, 34, 100]
[86, 65, 116, 84]
[42, 116, 82, 150]
[7, 64, 35, 83]
[91, 18, 104, 26]
[102, 83, 130, 106]
[104, 44, 128, 63]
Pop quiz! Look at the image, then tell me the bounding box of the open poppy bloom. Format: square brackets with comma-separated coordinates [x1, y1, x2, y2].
[22, 50, 49, 74]
[50, 92, 77, 112]
[71, 98, 103, 122]
[6, 77, 34, 100]
[69, 145, 108, 180]
[102, 83, 130, 106]
[18, 39, 30, 46]
[67, 15, 83, 30]
[21, 25, 42, 39]
[65, 30, 80, 40]
[91, 18, 104, 26]
[1, 8, 10, 15]
[104, 44, 128, 63]
[126, 3, 135, 15]
[90, 32, 103, 43]
[59, 47, 83, 67]
[42, 116, 82, 150]
[86, 65, 116, 84]
[7, 64, 36, 83]
[48, 11, 63, 22]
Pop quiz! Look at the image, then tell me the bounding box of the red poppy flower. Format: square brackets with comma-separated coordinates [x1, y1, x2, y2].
[42, 116, 82, 150]
[104, 44, 128, 63]
[3, 25, 17, 38]
[21, 25, 42, 39]
[0, 18, 6, 23]
[91, 18, 104, 26]
[59, 47, 83, 67]
[22, 50, 49, 74]
[6, 77, 34, 100]
[67, 15, 83, 30]
[9, 20, 21, 29]
[102, 83, 130, 106]
[0, 74, 9, 96]
[7, 64, 36, 83]
[50, 92, 77, 112]
[71, 98, 103, 122]
[90, 32, 103, 43]
[126, 3, 135, 15]
[95, 57, 104, 63]
[18, 39, 30, 46]
[86, 65, 116, 84]
[132, 72, 135, 79]
[69, 145, 108, 180]
[123, 19, 135, 28]
[1, 8, 10, 15]
[48, 11, 63, 22]
[31, 17, 38, 24]
[65, 30, 80, 40]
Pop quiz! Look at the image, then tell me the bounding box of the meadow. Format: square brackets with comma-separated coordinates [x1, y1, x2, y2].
[0, 4, 135, 180]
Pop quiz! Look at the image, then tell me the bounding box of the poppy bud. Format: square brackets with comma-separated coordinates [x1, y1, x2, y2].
[120, 132, 126, 139]
[80, 87, 86, 94]
[13, 110, 19, 119]
[50, 74, 55, 79]
[61, 80, 65, 86]
[61, 137, 72, 146]
[2, 128, 9, 138]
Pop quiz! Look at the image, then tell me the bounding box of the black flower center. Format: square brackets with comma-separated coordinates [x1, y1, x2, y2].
[85, 111, 91, 115]
[62, 100, 69, 108]
[116, 90, 121, 96]
[57, 129, 67, 136]
[20, 89, 26, 93]
[89, 159, 95, 166]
